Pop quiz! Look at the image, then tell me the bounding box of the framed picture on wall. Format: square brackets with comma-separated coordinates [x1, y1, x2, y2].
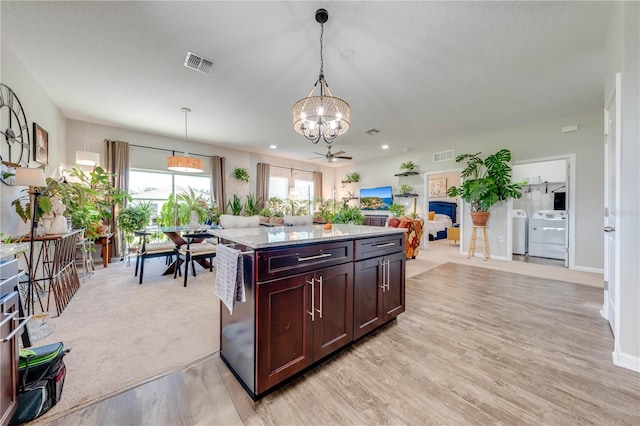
[428, 177, 447, 197]
[33, 123, 48, 165]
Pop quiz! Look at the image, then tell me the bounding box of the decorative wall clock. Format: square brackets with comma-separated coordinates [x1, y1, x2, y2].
[0, 83, 31, 185]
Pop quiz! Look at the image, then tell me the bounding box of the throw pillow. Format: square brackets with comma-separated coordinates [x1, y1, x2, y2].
[387, 218, 401, 228]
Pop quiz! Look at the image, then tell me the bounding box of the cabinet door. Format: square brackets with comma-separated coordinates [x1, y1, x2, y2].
[353, 257, 384, 339]
[382, 251, 406, 320]
[313, 263, 353, 360]
[0, 292, 19, 426]
[256, 274, 313, 394]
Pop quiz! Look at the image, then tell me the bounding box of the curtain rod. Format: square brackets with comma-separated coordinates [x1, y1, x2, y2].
[129, 143, 211, 159]
[270, 164, 317, 174]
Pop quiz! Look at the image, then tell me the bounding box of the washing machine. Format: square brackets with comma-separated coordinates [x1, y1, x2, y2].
[528, 210, 567, 260]
[512, 209, 528, 255]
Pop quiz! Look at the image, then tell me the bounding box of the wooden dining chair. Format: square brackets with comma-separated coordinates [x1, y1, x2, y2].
[174, 232, 217, 287]
[134, 231, 178, 284]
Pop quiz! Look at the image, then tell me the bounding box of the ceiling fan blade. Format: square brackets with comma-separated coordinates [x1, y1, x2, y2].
[312, 152, 325, 156]
[307, 155, 324, 160]
[336, 155, 353, 160]
[332, 150, 346, 156]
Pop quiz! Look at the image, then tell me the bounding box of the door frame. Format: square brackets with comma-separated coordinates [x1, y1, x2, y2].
[422, 169, 462, 252]
[512, 154, 576, 269]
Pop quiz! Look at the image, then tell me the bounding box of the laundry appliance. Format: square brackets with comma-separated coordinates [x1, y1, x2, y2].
[512, 209, 528, 255]
[528, 210, 567, 260]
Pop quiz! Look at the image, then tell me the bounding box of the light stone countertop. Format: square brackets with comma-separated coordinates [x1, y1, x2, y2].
[207, 224, 404, 249]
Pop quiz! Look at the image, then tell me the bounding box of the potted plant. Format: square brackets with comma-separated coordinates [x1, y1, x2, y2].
[342, 171, 360, 183]
[233, 167, 250, 183]
[446, 149, 522, 226]
[331, 206, 365, 225]
[118, 202, 152, 253]
[400, 161, 417, 173]
[399, 184, 414, 195]
[177, 187, 210, 227]
[388, 203, 405, 218]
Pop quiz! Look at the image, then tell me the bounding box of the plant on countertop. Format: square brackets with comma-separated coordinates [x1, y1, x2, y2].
[388, 203, 406, 218]
[232, 167, 250, 183]
[331, 206, 365, 225]
[399, 183, 414, 194]
[446, 149, 522, 225]
[342, 171, 360, 183]
[400, 161, 417, 172]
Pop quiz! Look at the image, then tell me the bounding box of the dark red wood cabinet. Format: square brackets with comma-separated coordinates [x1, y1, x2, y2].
[256, 263, 353, 394]
[353, 251, 405, 339]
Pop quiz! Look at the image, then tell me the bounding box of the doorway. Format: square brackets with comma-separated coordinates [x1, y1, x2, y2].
[511, 155, 576, 269]
[422, 170, 461, 251]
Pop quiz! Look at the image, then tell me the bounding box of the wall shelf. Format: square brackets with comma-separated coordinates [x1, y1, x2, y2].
[522, 181, 565, 193]
[394, 193, 419, 198]
[394, 171, 419, 177]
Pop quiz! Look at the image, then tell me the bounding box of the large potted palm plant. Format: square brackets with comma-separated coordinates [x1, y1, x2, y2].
[447, 149, 522, 226]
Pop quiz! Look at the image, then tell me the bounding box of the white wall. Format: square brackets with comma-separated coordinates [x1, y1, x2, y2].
[336, 108, 604, 268]
[64, 118, 337, 212]
[0, 41, 67, 238]
[605, 1, 640, 370]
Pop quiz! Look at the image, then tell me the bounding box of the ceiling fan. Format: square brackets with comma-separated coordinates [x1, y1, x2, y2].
[308, 146, 353, 162]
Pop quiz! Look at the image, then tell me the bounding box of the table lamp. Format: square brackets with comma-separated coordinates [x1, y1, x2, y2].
[14, 167, 47, 315]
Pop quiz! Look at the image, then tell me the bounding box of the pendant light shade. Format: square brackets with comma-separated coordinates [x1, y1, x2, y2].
[75, 151, 100, 166]
[167, 107, 204, 173]
[292, 8, 350, 145]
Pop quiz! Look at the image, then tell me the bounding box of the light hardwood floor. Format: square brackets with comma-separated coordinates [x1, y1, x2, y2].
[42, 262, 639, 426]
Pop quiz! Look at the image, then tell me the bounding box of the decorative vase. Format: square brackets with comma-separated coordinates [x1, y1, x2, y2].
[470, 212, 490, 226]
[189, 210, 199, 229]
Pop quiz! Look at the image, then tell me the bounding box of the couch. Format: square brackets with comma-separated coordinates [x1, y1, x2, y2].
[385, 217, 425, 259]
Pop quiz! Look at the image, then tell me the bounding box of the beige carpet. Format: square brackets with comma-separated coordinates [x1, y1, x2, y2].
[30, 258, 220, 423]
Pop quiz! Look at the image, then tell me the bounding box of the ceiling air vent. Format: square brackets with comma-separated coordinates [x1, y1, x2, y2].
[433, 149, 454, 163]
[184, 52, 213, 74]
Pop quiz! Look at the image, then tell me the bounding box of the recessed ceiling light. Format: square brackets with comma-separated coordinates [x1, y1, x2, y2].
[270, 145, 277, 149]
[381, 145, 389, 150]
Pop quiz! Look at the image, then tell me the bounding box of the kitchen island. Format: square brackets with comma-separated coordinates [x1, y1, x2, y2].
[208, 224, 407, 399]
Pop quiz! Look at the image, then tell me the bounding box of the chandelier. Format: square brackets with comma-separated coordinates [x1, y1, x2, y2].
[292, 8, 350, 145]
[167, 107, 204, 173]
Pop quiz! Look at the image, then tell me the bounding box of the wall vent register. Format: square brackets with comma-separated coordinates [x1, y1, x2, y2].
[433, 150, 454, 163]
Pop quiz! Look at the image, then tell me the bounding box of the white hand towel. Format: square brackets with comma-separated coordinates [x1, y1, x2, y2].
[214, 244, 246, 314]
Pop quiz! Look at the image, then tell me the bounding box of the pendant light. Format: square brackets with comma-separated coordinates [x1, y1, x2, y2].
[75, 119, 100, 166]
[292, 8, 350, 145]
[167, 107, 204, 173]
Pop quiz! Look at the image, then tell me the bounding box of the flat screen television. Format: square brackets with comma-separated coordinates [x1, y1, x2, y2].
[360, 186, 393, 210]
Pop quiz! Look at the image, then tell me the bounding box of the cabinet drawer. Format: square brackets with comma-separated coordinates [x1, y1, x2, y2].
[0, 259, 18, 279]
[257, 241, 353, 282]
[354, 234, 404, 261]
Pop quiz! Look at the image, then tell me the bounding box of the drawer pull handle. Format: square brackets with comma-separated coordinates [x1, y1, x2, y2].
[374, 242, 395, 248]
[1, 314, 31, 343]
[316, 276, 323, 319]
[298, 253, 332, 262]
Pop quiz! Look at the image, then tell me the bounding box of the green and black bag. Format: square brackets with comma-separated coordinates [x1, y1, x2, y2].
[10, 342, 69, 425]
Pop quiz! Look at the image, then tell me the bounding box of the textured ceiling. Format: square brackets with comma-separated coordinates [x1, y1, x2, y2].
[1, 1, 612, 166]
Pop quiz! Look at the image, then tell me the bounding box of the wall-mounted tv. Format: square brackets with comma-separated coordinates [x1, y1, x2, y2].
[360, 186, 393, 210]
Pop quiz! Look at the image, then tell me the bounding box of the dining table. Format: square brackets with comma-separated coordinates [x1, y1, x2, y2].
[155, 226, 217, 275]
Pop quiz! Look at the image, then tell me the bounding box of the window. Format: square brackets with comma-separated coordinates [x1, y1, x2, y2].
[129, 169, 212, 224]
[267, 176, 313, 215]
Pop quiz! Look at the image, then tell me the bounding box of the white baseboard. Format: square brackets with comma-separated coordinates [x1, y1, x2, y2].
[573, 265, 604, 274]
[612, 350, 640, 372]
[461, 251, 508, 261]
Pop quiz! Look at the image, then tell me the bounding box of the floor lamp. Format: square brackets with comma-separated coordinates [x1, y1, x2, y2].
[14, 167, 47, 317]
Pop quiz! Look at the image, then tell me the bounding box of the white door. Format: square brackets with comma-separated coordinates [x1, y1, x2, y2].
[603, 73, 621, 335]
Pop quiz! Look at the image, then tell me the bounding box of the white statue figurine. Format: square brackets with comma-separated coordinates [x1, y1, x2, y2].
[46, 196, 69, 235]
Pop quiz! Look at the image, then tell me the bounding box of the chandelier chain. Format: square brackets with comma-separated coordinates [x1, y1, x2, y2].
[319, 22, 324, 77]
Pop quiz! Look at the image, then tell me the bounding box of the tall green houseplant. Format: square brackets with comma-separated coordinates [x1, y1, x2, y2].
[447, 149, 522, 225]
